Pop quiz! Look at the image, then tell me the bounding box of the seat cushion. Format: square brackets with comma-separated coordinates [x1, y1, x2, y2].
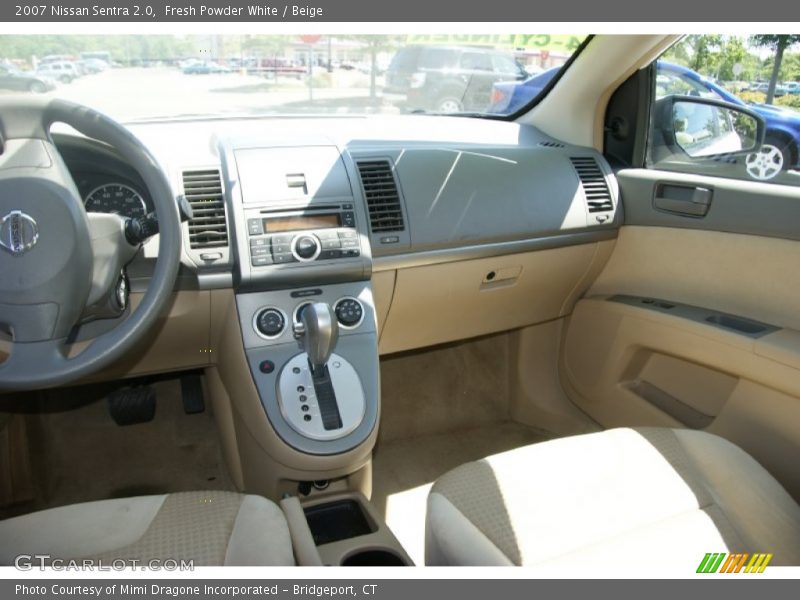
[425, 428, 800, 567]
[0, 491, 294, 566]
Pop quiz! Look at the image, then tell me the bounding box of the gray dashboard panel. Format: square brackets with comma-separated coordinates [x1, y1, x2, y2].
[120, 116, 620, 281]
[235, 281, 377, 350]
[348, 142, 618, 256]
[384, 146, 589, 249]
[235, 145, 352, 205]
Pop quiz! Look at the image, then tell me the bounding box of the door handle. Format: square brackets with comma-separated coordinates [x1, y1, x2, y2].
[653, 183, 713, 217]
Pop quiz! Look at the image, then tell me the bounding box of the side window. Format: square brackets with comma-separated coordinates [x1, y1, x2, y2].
[460, 52, 492, 72]
[419, 48, 457, 69]
[647, 35, 800, 185]
[491, 54, 523, 77]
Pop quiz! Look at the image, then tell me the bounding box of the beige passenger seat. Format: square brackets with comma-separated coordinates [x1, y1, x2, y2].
[425, 428, 800, 567]
[0, 491, 294, 566]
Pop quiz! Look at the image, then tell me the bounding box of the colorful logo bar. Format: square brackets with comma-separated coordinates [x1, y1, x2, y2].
[697, 553, 773, 573]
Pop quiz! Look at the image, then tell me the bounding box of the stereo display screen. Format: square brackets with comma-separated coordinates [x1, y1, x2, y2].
[263, 214, 341, 232]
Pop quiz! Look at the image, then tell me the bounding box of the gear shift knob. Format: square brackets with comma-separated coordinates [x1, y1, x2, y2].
[299, 302, 339, 376]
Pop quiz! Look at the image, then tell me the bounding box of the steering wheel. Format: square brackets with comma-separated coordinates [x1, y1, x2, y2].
[0, 98, 181, 391]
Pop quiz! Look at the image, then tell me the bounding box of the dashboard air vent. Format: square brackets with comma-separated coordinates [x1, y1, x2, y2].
[569, 157, 613, 213]
[539, 141, 565, 148]
[182, 169, 228, 249]
[356, 160, 405, 233]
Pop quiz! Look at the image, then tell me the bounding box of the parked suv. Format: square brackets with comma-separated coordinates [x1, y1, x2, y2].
[384, 45, 528, 113]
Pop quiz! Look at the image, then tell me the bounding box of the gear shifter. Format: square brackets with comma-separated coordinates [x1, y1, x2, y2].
[279, 301, 366, 439]
[297, 302, 339, 377]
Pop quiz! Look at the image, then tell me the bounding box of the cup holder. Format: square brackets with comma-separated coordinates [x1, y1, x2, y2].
[341, 549, 407, 566]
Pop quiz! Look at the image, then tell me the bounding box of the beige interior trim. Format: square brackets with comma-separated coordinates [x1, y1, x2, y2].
[564, 226, 800, 500]
[590, 226, 800, 331]
[562, 297, 800, 499]
[279, 496, 323, 566]
[521, 35, 679, 149]
[509, 319, 599, 436]
[2, 291, 212, 378]
[379, 241, 614, 355]
[559, 239, 616, 314]
[205, 368, 245, 491]
[69, 291, 212, 383]
[371, 270, 396, 337]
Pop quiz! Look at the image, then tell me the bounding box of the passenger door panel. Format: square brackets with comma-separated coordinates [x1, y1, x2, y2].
[562, 168, 800, 499]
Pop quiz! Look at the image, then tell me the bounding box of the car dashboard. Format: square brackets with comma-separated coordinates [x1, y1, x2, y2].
[59, 114, 619, 295]
[51, 113, 619, 473]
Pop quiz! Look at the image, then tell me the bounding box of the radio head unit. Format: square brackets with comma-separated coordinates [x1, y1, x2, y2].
[246, 204, 360, 268]
[221, 141, 372, 289]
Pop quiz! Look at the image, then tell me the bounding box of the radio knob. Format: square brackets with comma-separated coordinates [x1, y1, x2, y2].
[293, 235, 319, 260]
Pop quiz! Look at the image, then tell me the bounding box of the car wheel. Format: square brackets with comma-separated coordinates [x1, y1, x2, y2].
[745, 138, 791, 181]
[59, 75, 73, 84]
[435, 96, 464, 114]
[28, 81, 46, 94]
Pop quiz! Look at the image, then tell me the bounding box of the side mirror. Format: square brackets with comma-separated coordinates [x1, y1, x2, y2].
[653, 95, 765, 160]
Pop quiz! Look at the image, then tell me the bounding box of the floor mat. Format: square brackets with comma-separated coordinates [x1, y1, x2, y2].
[371, 422, 550, 565]
[378, 333, 512, 443]
[18, 377, 234, 516]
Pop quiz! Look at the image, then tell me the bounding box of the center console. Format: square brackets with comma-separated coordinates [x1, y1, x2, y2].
[221, 140, 380, 460]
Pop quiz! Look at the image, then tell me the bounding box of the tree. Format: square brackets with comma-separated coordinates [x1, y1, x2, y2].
[344, 35, 403, 100]
[678, 35, 723, 73]
[782, 52, 800, 81]
[750, 35, 800, 104]
[714, 37, 749, 81]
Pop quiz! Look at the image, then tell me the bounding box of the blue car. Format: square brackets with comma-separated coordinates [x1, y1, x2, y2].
[490, 61, 800, 181]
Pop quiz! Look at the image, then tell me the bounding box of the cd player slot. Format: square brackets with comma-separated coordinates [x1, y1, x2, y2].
[259, 204, 348, 214]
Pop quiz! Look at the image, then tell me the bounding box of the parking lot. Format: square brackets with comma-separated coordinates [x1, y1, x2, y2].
[38, 66, 400, 121]
[3, 64, 799, 185]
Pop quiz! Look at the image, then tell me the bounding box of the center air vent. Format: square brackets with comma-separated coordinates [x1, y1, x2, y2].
[182, 169, 228, 249]
[569, 156, 613, 213]
[356, 160, 405, 233]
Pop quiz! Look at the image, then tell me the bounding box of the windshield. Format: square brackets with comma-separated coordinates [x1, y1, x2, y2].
[0, 34, 586, 121]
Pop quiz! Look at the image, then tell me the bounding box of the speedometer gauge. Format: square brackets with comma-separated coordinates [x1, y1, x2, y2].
[84, 183, 147, 219]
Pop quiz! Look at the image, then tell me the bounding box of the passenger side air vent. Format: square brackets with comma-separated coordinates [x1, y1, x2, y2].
[182, 169, 228, 249]
[569, 157, 613, 213]
[356, 160, 406, 233]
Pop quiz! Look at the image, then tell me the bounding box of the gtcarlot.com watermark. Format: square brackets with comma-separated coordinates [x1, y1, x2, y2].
[14, 555, 194, 571]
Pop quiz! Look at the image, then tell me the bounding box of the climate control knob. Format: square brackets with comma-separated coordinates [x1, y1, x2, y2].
[292, 235, 320, 261]
[255, 308, 286, 338]
[334, 298, 364, 328]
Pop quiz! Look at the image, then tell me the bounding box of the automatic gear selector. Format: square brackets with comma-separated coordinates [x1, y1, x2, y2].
[278, 302, 366, 441]
[296, 302, 339, 376]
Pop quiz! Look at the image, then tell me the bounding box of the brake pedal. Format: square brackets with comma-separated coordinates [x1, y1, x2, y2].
[180, 373, 205, 415]
[107, 385, 156, 426]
